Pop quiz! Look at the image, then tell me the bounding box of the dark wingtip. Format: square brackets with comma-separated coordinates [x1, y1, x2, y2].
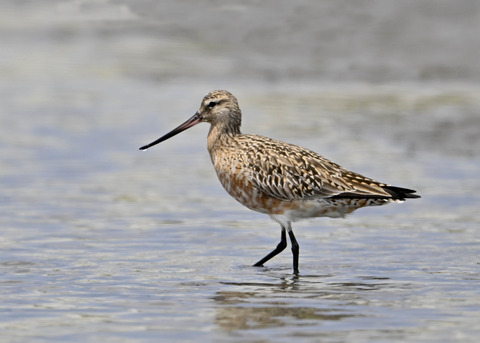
[382, 186, 421, 200]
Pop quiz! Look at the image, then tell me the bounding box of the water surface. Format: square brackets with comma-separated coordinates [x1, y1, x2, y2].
[1, 1, 479, 342]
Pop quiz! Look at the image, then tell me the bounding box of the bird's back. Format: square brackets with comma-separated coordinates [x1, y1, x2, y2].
[209, 133, 418, 219]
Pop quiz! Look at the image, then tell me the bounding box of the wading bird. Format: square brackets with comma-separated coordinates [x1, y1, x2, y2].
[140, 90, 420, 274]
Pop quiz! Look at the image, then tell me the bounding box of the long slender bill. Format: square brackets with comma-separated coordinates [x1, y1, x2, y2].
[139, 112, 202, 150]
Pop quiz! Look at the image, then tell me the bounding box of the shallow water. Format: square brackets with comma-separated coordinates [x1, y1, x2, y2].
[1, 1, 480, 342]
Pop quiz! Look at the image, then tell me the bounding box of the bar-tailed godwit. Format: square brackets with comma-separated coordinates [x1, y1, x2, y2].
[140, 90, 420, 274]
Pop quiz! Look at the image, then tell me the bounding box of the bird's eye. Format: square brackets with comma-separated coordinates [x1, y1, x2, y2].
[207, 101, 217, 108]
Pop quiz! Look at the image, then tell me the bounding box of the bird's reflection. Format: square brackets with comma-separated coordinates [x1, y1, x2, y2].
[212, 272, 395, 331]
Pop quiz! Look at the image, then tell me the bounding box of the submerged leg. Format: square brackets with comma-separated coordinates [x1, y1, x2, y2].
[288, 227, 300, 274]
[253, 225, 287, 267]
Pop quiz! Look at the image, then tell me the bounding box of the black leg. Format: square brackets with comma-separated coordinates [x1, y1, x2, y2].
[288, 229, 300, 274]
[253, 226, 287, 267]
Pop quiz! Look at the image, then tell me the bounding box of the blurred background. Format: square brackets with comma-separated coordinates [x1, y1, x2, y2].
[1, 0, 479, 342]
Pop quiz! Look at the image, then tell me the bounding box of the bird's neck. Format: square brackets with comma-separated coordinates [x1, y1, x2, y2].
[207, 124, 240, 153]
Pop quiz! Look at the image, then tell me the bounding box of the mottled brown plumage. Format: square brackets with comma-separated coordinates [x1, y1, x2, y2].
[140, 90, 420, 274]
